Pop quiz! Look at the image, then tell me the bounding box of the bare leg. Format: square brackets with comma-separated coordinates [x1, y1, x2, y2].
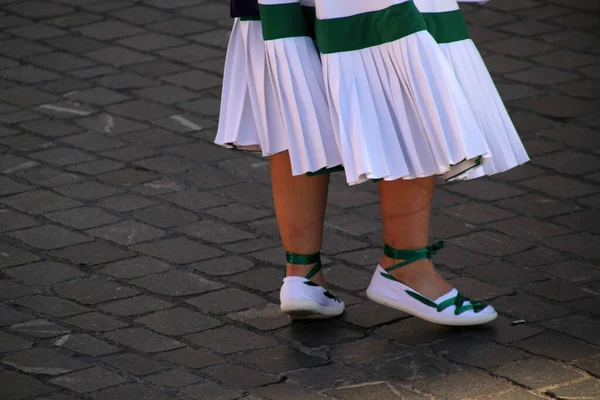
[270, 151, 329, 286]
[379, 176, 452, 300]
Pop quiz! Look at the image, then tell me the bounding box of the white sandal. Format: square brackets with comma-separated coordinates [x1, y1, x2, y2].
[279, 251, 345, 319]
[366, 242, 497, 326]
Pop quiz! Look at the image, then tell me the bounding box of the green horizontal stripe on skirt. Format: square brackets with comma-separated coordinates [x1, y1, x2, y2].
[315, 2, 427, 54]
[258, 4, 317, 40]
[421, 10, 470, 44]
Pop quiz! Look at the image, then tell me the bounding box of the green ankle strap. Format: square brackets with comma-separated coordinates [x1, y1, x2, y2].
[286, 252, 322, 280]
[383, 241, 445, 273]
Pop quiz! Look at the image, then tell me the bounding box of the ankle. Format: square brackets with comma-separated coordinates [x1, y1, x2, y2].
[286, 264, 326, 287]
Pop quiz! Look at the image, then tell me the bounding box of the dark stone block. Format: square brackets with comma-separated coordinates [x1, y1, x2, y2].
[186, 325, 277, 354]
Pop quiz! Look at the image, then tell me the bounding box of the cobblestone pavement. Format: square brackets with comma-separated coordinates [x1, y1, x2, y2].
[0, 0, 598, 399]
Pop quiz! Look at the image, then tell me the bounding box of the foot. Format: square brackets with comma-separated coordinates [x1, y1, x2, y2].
[280, 263, 345, 320]
[367, 244, 497, 326]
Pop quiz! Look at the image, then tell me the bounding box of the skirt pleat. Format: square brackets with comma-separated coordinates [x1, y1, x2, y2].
[322, 29, 490, 185]
[215, 19, 261, 150]
[439, 40, 530, 179]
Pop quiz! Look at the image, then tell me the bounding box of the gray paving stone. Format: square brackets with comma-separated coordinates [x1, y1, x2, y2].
[187, 288, 265, 314]
[0, 177, 31, 196]
[99, 168, 157, 186]
[540, 315, 600, 345]
[136, 307, 222, 336]
[0, 65, 61, 83]
[98, 193, 157, 212]
[101, 353, 166, 376]
[193, 256, 255, 277]
[0, 209, 38, 233]
[99, 256, 172, 279]
[0, 301, 34, 327]
[543, 233, 600, 260]
[133, 155, 194, 173]
[176, 220, 255, 244]
[204, 363, 279, 390]
[0, 133, 52, 151]
[49, 366, 128, 393]
[514, 331, 597, 362]
[31, 147, 96, 166]
[129, 60, 187, 77]
[0, 85, 58, 106]
[133, 205, 198, 228]
[413, 370, 512, 400]
[0, 330, 32, 353]
[47, 11, 103, 28]
[54, 181, 123, 200]
[8, 23, 65, 40]
[0, 280, 38, 299]
[322, 265, 373, 291]
[464, 263, 546, 286]
[106, 99, 174, 121]
[135, 84, 200, 105]
[157, 346, 224, 369]
[0, 370, 56, 399]
[0, 243, 39, 269]
[9, 319, 70, 338]
[61, 131, 126, 152]
[160, 189, 230, 210]
[449, 231, 533, 257]
[343, 301, 404, 328]
[551, 380, 600, 399]
[0, 38, 52, 58]
[97, 71, 158, 89]
[494, 358, 583, 389]
[54, 278, 140, 305]
[51, 240, 135, 266]
[67, 159, 124, 175]
[326, 383, 427, 400]
[430, 336, 527, 369]
[45, 207, 121, 230]
[491, 292, 571, 322]
[104, 328, 184, 353]
[277, 321, 364, 348]
[6, 1, 73, 18]
[133, 179, 185, 196]
[86, 220, 165, 246]
[235, 345, 327, 374]
[187, 324, 277, 354]
[227, 303, 290, 331]
[443, 202, 515, 224]
[54, 333, 120, 356]
[19, 119, 83, 137]
[523, 279, 593, 302]
[16, 295, 90, 317]
[99, 295, 173, 317]
[64, 312, 128, 332]
[91, 383, 177, 400]
[86, 46, 155, 67]
[130, 237, 224, 264]
[15, 167, 84, 189]
[75, 20, 144, 40]
[226, 267, 282, 293]
[1, 348, 88, 375]
[77, 113, 149, 135]
[131, 269, 224, 296]
[539, 259, 600, 283]
[145, 368, 203, 388]
[8, 225, 92, 250]
[163, 69, 221, 91]
[111, 5, 171, 24]
[331, 337, 408, 365]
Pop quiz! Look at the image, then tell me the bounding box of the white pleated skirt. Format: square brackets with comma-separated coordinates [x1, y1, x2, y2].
[216, 0, 528, 186]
